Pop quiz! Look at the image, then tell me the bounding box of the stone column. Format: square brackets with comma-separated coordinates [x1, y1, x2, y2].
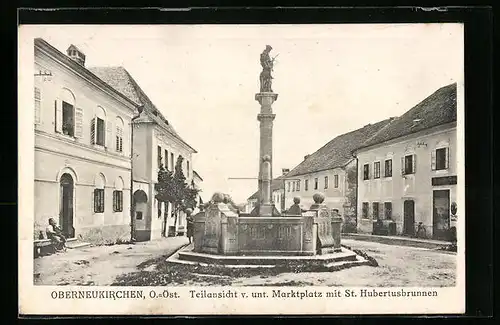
[255, 92, 278, 204]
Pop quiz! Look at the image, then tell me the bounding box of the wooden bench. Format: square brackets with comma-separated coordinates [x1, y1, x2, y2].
[34, 231, 56, 258]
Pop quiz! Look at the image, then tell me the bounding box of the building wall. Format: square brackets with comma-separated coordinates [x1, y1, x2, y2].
[356, 124, 457, 238]
[283, 164, 352, 212]
[272, 189, 285, 213]
[131, 122, 195, 240]
[34, 45, 135, 244]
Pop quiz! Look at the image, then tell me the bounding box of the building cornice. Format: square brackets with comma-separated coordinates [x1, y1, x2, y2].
[34, 38, 138, 115]
[35, 130, 132, 164]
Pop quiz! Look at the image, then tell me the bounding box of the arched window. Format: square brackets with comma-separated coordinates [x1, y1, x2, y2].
[56, 88, 77, 137]
[115, 117, 124, 153]
[91, 106, 107, 146]
[93, 173, 106, 213]
[113, 176, 124, 212]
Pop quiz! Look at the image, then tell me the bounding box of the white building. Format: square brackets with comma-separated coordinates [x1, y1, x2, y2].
[282, 119, 392, 214]
[89, 67, 198, 241]
[34, 39, 137, 244]
[354, 83, 457, 240]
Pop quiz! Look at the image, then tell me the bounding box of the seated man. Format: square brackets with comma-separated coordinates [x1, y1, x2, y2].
[46, 218, 67, 252]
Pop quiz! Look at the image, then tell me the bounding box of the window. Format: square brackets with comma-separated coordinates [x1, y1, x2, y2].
[363, 164, 370, 180]
[305, 179, 309, 191]
[324, 176, 329, 189]
[362, 202, 369, 219]
[314, 178, 318, 190]
[287, 182, 291, 192]
[113, 190, 123, 212]
[384, 159, 393, 177]
[136, 211, 143, 220]
[296, 180, 300, 191]
[374, 161, 381, 179]
[433, 147, 449, 170]
[292, 182, 296, 192]
[187, 161, 190, 177]
[170, 153, 174, 170]
[34, 87, 41, 124]
[116, 126, 123, 152]
[62, 101, 75, 137]
[403, 154, 416, 175]
[384, 202, 392, 220]
[157, 146, 162, 167]
[164, 150, 168, 169]
[334, 175, 339, 188]
[95, 117, 105, 146]
[94, 189, 105, 213]
[372, 202, 380, 220]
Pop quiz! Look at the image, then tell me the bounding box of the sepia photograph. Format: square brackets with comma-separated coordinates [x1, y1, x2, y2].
[19, 22, 465, 315]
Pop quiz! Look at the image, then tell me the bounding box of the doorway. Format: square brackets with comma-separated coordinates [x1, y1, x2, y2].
[59, 173, 75, 238]
[403, 200, 415, 236]
[433, 190, 450, 240]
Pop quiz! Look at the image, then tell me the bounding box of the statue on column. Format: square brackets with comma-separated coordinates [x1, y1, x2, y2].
[259, 45, 277, 93]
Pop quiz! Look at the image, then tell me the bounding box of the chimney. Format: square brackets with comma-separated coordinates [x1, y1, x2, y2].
[304, 154, 310, 161]
[282, 168, 290, 176]
[66, 45, 86, 67]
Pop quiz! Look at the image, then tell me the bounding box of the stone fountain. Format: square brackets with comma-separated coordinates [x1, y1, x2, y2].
[169, 46, 367, 269]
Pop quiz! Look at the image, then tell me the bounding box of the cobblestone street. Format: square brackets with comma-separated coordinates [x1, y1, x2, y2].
[34, 237, 456, 287]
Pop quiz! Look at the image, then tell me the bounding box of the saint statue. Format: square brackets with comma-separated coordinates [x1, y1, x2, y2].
[259, 45, 276, 92]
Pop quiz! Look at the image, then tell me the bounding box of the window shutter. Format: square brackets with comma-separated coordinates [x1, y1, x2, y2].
[75, 107, 83, 138]
[401, 157, 405, 175]
[445, 147, 450, 169]
[90, 117, 96, 145]
[431, 150, 436, 170]
[34, 87, 41, 125]
[91, 190, 95, 214]
[106, 121, 113, 148]
[412, 154, 416, 174]
[55, 99, 63, 133]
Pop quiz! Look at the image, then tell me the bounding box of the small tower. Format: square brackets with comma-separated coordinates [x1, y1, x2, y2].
[66, 44, 86, 66]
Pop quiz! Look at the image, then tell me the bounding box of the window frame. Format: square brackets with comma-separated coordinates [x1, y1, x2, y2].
[372, 202, 380, 220]
[62, 101, 76, 137]
[324, 176, 329, 189]
[94, 188, 105, 213]
[362, 202, 369, 219]
[435, 147, 448, 170]
[334, 174, 339, 188]
[304, 179, 309, 191]
[314, 178, 318, 190]
[403, 154, 415, 175]
[384, 159, 393, 177]
[363, 164, 370, 180]
[384, 202, 392, 220]
[374, 161, 381, 179]
[113, 190, 123, 212]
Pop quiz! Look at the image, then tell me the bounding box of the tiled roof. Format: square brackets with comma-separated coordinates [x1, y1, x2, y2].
[284, 118, 393, 178]
[88, 66, 196, 153]
[247, 176, 285, 200]
[358, 83, 457, 150]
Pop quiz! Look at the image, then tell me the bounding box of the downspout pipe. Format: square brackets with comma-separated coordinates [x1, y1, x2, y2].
[130, 105, 144, 242]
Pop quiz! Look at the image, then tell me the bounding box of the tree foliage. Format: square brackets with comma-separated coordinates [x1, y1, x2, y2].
[155, 155, 200, 228]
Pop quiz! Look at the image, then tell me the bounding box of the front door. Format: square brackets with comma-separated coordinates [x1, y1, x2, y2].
[433, 190, 450, 240]
[403, 200, 415, 236]
[60, 173, 75, 238]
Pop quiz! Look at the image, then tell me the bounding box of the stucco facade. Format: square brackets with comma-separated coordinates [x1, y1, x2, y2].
[132, 116, 196, 241]
[356, 123, 457, 239]
[283, 163, 352, 213]
[34, 39, 136, 243]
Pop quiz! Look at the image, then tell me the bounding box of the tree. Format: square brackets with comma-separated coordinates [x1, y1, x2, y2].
[155, 155, 200, 233]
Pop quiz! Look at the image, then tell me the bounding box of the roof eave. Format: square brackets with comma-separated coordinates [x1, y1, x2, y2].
[34, 38, 139, 112]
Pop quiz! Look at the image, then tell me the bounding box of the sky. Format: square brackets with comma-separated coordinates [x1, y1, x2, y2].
[22, 24, 464, 204]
